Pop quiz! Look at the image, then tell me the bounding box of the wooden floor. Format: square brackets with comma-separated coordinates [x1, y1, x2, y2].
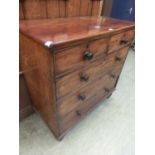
[19, 50, 135, 155]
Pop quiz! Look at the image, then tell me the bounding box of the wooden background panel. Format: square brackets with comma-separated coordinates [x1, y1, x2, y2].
[92, 0, 104, 16]
[22, 0, 47, 19]
[66, 0, 81, 17]
[80, 0, 92, 16]
[59, 0, 66, 17]
[19, 1, 24, 19]
[20, 0, 104, 20]
[47, 0, 60, 18]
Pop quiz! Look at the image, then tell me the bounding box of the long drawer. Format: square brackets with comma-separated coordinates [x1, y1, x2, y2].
[56, 46, 129, 98]
[55, 37, 109, 75]
[57, 64, 121, 118]
[58, 72, 117, 133]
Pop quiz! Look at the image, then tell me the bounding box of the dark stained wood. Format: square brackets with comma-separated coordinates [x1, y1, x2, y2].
[20, 16, 135, 140]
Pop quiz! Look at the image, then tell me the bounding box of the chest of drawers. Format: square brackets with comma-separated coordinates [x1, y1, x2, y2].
[20, 16, 134, 140]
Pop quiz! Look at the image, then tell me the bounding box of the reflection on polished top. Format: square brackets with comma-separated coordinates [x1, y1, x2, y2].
[20, 16, 134, 47]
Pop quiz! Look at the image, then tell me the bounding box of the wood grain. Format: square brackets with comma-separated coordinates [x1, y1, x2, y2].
[66, 0, 81, 17]
[20, 16, 134, 140]
[19, 1, 24, 19]
[59, 0, 66, 17]
[108, 30, 134, 54]
[20, 33, 60, 138]
[22, 0, 47, 19]
[55, 47, 129, 99]
[47, 0, 60, 18]
[80, 0, 92, 16]
[19, 74, 34, 121]
[92, 0, 103, 16]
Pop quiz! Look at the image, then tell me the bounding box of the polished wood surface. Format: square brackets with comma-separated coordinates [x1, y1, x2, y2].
[20, 16, 134, 140]
[56, 46, 129, 98]
[20, 16, 134, 48]
[19, 0, 104, 20]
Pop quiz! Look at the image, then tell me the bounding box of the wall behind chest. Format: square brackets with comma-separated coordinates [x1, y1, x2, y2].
[19, 0, 104, 20]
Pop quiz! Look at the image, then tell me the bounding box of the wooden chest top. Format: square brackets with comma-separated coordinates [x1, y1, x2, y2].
[20, 16, 134, 49]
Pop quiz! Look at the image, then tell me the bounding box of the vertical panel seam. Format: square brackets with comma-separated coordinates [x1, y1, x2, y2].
[91, 0, 94, 16]
[21, 1, 25, 19]
[45, 0, 48, 18]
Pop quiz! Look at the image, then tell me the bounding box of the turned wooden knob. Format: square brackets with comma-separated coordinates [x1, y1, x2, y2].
[120, 39, 128, 45]
[109, 73, 116, 79]
[104, 88, 110, 93]
[80, 73, 89, 82]
[78, 94, 86, 101]
[115, 56, 122, 62]
[76, 110, 82, 116]
[84, 51, 94, 60]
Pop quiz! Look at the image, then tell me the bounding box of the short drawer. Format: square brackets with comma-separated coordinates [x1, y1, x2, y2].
[56, 46, 129, 98]
[108, 30, 134, 53]
[55, 38, 109, 75]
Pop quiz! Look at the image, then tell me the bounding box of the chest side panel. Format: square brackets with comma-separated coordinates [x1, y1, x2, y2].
[20, 33, 60, 137]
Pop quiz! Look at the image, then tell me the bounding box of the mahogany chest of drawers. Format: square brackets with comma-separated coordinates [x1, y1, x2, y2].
[20, 16, 134, 140]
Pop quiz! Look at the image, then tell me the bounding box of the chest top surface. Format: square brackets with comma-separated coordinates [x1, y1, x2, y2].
[20, 16, 134, 48]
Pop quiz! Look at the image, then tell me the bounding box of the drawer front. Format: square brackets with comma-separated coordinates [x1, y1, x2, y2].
[58, 73, 117, 133]
[55, 38, 109, 75]
[56, 46, 129, 98]
[57, 70, 119, 119]
[108, 30, 134, 53]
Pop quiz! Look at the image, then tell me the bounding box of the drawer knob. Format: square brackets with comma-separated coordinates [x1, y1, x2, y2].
[76, 110, 82, 116]
[84, 51, 94, 60]
[78, 94, 86, 101]
[104, 88, 110, 93]
[80, 73, 89, 82]
[110, 73, 116, 79]
[115, 56, 122, 62]
[120, 40, 128, 45]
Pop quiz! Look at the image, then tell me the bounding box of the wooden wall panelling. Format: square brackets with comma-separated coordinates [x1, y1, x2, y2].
[102, 0, 113, 16]
[80, 0, 92, 16]
[66, 0, 81, 17]
[92, 0, 103, 16]
[22, 0, 47, 19]
[47, 0, 60, 18]
[19, 1, 24, 19]
[59, 0, 66, 17]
